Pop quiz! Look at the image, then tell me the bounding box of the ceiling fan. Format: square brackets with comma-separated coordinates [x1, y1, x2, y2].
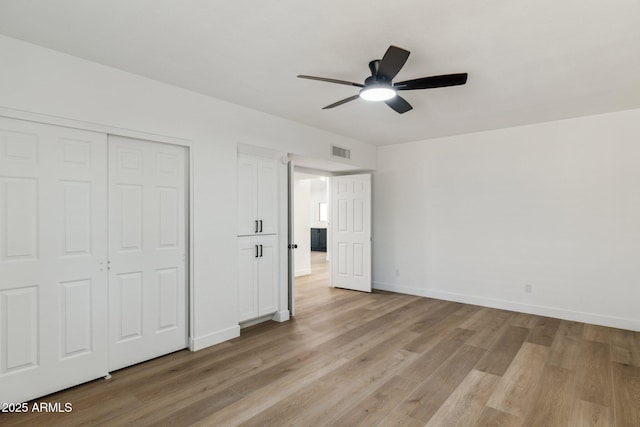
[298, 45, 468, 114]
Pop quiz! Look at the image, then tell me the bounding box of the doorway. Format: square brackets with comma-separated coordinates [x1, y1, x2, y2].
[287, 160, 373, 316]
[291, 170, 331, 311]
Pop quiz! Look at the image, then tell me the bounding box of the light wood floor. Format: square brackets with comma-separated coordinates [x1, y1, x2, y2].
[2, 251, 639, 426]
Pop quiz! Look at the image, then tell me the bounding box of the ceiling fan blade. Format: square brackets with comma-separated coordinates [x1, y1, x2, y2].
[377, 46, 410, 81]
[394, 73, 468, 90]
[385, 95, 413, 114]
[322, 94, 360, 109]
[298, 75, 364, 88]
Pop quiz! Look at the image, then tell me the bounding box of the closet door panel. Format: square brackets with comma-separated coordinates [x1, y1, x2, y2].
[0, 116, 108, 404]
[108, 136, 187, 371]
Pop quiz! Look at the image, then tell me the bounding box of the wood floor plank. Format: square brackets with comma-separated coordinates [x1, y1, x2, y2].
[511, 312, 540, 329]
[473, 406, 522, 427]
[425, 369, 500, 427]
[121, 349, 337, 425]
[570, 399, 614, 427]
[583, 324, 612, 344]
[526, 316, 561, 347]
[332, 374, 420, 427]
[610, 329, 640, 367]
[452, 302, 482, 318]
[191, 356, 350, 426]
[399, 328, 476, 380]
[375, 410, 426, 427]
[556, 319, 585, 341]
[548, 320, 584, 369]
[399, 344, 487, 422]
[283, 342, 420, 427]
[463, 309, 514, 350]
[408, 300, 464, 334]
[611, 362, 640, 426]
[150, 389, 244, 426]
[486, 342, 550, 419]
[402, 312, 467, 354]
[238, 328, 420, 427]
[458, 306, 494, 330]
[522, 365, 574, 427]
[575, 340, 612, 407]
[475, 325, 530, 376]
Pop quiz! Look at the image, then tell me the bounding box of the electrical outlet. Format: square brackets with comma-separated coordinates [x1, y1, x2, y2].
[524, 284, 533, 293]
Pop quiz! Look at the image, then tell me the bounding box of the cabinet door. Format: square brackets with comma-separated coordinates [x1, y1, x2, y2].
[238, 239, 259, 322]
[238, 154, 258, 236]
[257, 236, 278, 316]
[257, 157, 277, 235]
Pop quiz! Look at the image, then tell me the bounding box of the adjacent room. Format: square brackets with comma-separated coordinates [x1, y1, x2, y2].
[0, 1, 639, 425]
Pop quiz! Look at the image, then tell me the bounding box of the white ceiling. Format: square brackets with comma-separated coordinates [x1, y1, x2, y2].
[1, 0, 639, 146]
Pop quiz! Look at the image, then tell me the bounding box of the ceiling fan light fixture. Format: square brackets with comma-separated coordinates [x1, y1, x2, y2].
[359, 85, 396, 102]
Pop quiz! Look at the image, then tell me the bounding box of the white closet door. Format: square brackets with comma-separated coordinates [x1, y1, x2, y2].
[108, 136, 187, 371]
[0, 116, 108, 404]
[330, 174, 372, 292]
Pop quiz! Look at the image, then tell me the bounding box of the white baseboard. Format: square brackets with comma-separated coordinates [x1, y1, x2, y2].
[373, 281, 640, 332]
[189, 325, 240, 351]
[272, 310, 290, 322]
[295, 268, 312, 277]
[239, 310, 291, 329]
[239, 313, 276, 328]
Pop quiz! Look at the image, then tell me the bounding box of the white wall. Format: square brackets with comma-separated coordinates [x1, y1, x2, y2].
[294, 177, 311, 276]
[0, 35, 377, 349]
[309, 178, 329, 229]
[374, 109, 640, 331]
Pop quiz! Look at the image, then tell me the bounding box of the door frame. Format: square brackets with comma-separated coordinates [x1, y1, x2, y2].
[0, 107, 195, 349]
[287, 163, 336, 315]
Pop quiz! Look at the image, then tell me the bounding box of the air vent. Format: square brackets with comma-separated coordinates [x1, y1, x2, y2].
[331, 146, 350, 159]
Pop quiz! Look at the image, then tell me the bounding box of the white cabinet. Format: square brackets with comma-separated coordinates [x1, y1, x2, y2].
[238, 153, 277, 236]
[237, 149, 280, 323]
[238, 235, 278, 322]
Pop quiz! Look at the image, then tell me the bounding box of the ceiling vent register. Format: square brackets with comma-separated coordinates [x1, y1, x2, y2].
[332, 146, 350, 159]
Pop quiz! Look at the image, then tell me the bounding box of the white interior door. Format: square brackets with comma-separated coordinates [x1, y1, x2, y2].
[330, 174, 372, 292]
[108, 135, 187, 371]
[0, 116, 108, 403]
